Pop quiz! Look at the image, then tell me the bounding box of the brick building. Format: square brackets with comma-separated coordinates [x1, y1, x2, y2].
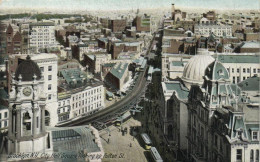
[6, 24, 22, 55]
[133, 14, 151, 33]
[109, 19, 127, 33]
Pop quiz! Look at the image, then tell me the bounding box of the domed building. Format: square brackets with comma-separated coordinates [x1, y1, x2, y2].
[182, 54, 215, 89]
[8, 55, 52, 155]
[14, 55, 42, 81]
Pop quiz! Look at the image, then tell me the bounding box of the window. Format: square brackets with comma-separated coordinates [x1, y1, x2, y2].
[256, 150, 259, 161]
[0, 113, 2, 119]
[258, 69, 260, 73]
[48, 75, 52, 81]
[4, 121, 7, 127]
[253, 131, 258, 140]
[48, 84, 51, 90]
[254, 69, 256, 73]
[243, 77, 246, 80]
[233, 77, 235, 84]
[237, 77, 240, 83]
[232, 68, 234, 73]
[48, 66, 52, 71]
[250, 150, 254, 162]
[36, 117, 39, 128]
[4, 112, 7, 118]
[58, 102, 61, 106]
[237, 149, 242, 161]
[214, 135, 218, 146]
[40, 67, 44, 72]
[243, 68, 246, 73]
[237, 68, 240, 73]
[247, 68, 250, 73]
[48, 94, 51, 100]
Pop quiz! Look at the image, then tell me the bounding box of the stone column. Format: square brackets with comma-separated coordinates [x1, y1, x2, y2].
[32, 108, 36, 137]
[16, 108, 21, 140]
[41, 106, 46, 132]
[8, 106, 13, 137]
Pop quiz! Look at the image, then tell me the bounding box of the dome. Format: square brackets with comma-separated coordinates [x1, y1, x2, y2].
[205, 61, 229, 80]
[15, 55, 41, 81]
[182, 55, 215, 88]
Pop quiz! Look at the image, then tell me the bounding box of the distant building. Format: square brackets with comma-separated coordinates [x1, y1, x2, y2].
[194, 24, 232, 37]
[29, 22, 56, 52]
[6, 24, 22, 54]
[84, 53, 111, 74]
[109, 19, 127, 33]
[133, 14, 151, 33]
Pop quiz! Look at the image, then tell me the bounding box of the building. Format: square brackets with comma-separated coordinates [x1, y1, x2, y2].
[0, 88, 8, 133]
[133, 14, 151, 33]
[105, 62, 129, 91]
[84, 53, 111, 74]
[58, 68, 105, 122]
[161, 52, 260, 84]
[8, 53, 59, 126]
[109, 19, 127, 33]
[194, 24, 232, 37]
[8, 55, 53, 154]
[160, 81, 189, 154]
[29, 22, 56, 52]
[186, 60, 260, 162]
[6, 24, 22, 55]
[216, 53, 260, 84]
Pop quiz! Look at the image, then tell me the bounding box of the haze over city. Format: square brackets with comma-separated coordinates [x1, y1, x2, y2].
[0, 0, 259, 13]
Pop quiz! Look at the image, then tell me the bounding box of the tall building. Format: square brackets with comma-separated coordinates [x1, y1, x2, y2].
[29, 22, 56, 53]
[31, 54, 58, 126]
[8, 53, 59, 126]
[133, 14, 151, 33]
[6, 24, 22, 55]
[8, 55, 52, 153]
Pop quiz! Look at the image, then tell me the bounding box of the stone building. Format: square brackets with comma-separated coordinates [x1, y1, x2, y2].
[8, 55, 53, 154]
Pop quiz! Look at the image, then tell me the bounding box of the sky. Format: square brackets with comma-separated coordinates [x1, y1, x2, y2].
[0, 0, 258, 11]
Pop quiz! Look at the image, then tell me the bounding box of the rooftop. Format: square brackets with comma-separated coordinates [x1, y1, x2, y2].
[110, 62, 128, 79]
[238, 76, 260, 92]
[217, 54, 260, 64]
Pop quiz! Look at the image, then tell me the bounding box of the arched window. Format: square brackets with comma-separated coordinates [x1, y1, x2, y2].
[256, 150, 259, 162]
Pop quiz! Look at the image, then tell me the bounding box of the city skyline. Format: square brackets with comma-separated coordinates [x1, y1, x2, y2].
[0, 0, 259, 12]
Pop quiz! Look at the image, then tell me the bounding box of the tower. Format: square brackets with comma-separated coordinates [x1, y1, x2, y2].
[171, 4, 175, 20]
[7, 55, 52, 154]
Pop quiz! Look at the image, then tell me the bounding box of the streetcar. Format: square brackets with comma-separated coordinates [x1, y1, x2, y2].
[150, 147, 163, 162]
[140, 133, 152, 150]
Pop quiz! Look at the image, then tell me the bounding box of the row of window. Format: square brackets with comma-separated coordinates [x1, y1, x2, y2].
[72, 97, 102, 109]
[75, 102, 102, 115]
[72, 88, 102, 101]
[228, 68, 260, 73]
[237, 149, 259, 161]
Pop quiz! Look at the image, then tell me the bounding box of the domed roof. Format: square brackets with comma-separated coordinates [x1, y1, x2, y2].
[15, 55, 41, 81]
[182, 55, 215, 85]
[205, 60, 229, 80]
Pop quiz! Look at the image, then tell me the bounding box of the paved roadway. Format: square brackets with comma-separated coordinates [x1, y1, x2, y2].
[58, 32, 156, 127]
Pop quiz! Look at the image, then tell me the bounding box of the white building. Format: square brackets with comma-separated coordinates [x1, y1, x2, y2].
[161, 53, 192, 81]
[70, 83, 105, 118]
[31, 53, 58, 126]
[216, 53, 260, 84]
[29, 22, 56, 52]
[194, 24, 232, 37]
